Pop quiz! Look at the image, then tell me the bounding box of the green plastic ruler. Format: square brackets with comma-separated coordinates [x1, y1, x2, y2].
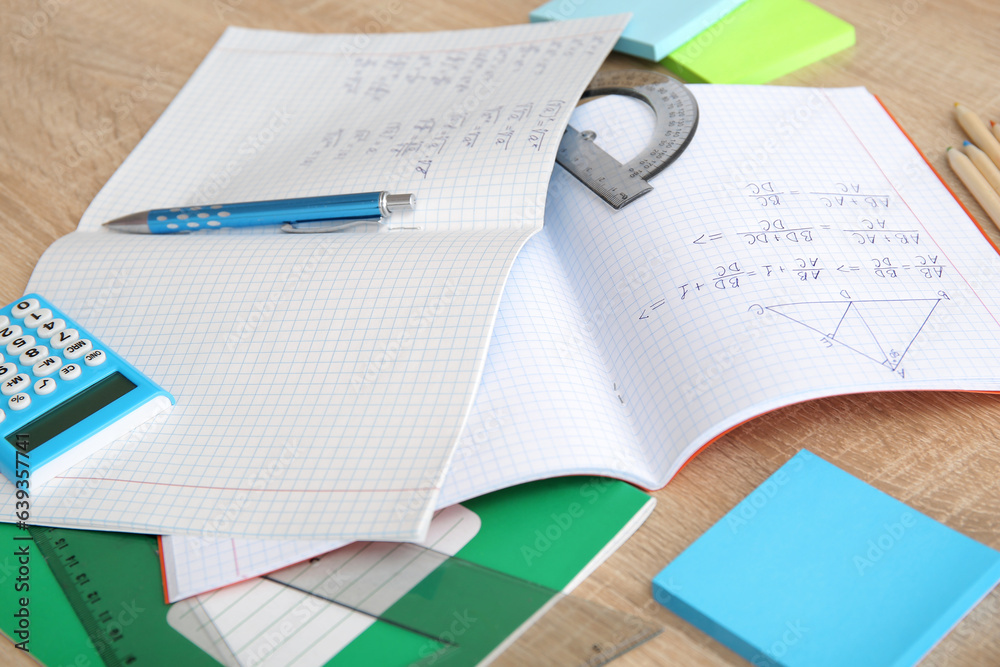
[26, 526, 216, 666]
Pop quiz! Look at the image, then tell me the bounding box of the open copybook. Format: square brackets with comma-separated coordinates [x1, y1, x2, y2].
[163, 84, 1000, 600]
[0, 18, 629, 541]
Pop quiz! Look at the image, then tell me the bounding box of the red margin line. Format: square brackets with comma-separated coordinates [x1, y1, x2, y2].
[824, 90, 1000, 330]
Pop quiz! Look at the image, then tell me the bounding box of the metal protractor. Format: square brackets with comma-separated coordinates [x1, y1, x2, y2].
[556, 69, 699, 209]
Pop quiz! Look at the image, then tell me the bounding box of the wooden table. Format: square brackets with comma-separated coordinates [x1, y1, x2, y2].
[2, 0, 999, 664]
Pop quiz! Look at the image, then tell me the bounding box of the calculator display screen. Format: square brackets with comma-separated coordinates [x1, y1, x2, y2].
[5, 372, 137, 453]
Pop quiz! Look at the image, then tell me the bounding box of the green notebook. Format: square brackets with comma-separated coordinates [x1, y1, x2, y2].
[661, 0, 855, 84]
[0, 476, 653, 666]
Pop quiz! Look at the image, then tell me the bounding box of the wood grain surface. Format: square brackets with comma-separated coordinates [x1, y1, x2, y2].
[1, 0, 999, 664]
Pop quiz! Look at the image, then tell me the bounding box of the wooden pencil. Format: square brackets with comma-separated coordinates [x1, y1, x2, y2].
[992, 119, 1000, 143]
[963, 141, 1000, 195]
[955, 103, 1000, 169]
[948, 146, 1000, 227]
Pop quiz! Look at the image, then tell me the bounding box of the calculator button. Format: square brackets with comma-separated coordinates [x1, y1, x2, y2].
[0, 409, 4, 424]
[0, 324, 22, 343]
[34, 377, 56, 395]
[23, 308, 53, 329]
[19, 345, 49, 366]
[2, 374, 30, 396]
[59, 364, 81, 381]
[11, 299, 41, 319]
[63, 339, 93, 360]
[32, 356, 62, 377]
[84, 349, 106, 367]
[6, 336, 34, 356]
[8, 393, 30, 411]
[51, 329, 80, 350]
[37, 318, 66, 339]
[0, 316, 7, 329]
[0, 363, 16, 379]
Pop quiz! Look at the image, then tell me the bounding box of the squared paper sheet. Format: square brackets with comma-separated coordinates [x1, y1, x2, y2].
[162, 228, 637, 599]
[163, 85, 1000, 600]
[0, 18, 628, 541]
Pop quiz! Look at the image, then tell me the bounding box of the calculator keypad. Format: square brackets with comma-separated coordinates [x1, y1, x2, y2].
[0, 298, 108, 426]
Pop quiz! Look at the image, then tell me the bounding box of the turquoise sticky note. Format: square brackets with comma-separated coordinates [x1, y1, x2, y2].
[529, 0, 748, 62]
[653, 450, 1000, 667]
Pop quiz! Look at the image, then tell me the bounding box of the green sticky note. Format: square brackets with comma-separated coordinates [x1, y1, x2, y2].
[661, 0, 855, 84]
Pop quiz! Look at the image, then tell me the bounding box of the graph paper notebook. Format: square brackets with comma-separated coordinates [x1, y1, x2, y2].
[0, 18, 628, 541]
[164, 84, 1000, 600]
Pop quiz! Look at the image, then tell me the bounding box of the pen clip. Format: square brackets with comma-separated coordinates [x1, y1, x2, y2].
[280, 218, 381, 234]
[280, 193, 416, 233]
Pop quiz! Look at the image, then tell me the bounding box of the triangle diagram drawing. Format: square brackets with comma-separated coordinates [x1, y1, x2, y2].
[767, 299, 940, 370]
[760, 301, 850, 338]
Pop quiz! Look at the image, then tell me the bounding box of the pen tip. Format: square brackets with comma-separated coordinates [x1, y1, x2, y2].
[102, 211, 152, 233]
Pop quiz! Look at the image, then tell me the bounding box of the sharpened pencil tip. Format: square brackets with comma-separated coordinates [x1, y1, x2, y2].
[954, 102, 961, 107]
[992, 120, 997, 127]
[963, 140, 971, 146]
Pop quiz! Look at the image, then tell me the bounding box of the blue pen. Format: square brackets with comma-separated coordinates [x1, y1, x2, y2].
[102, 191, 415, 234]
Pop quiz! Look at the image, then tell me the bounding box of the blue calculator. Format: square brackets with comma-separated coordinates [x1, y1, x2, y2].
[0, 294, 174, 486]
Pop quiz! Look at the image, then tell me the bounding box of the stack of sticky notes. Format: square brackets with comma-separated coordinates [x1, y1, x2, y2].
[662, 0, 855, 84]
[530, 0, 854, 84]
[529, 0, 750, 62]
[654, 450, 1000, 667]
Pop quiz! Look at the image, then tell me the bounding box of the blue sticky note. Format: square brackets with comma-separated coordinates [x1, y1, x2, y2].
[653, 450, 1000, 667]
[529, 0, 748, 62]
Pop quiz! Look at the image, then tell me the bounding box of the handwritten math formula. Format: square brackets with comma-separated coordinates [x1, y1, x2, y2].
[644, 179, 955, 316]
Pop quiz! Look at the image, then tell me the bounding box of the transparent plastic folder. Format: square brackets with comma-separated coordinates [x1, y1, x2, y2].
[195, 542, 663, 666]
